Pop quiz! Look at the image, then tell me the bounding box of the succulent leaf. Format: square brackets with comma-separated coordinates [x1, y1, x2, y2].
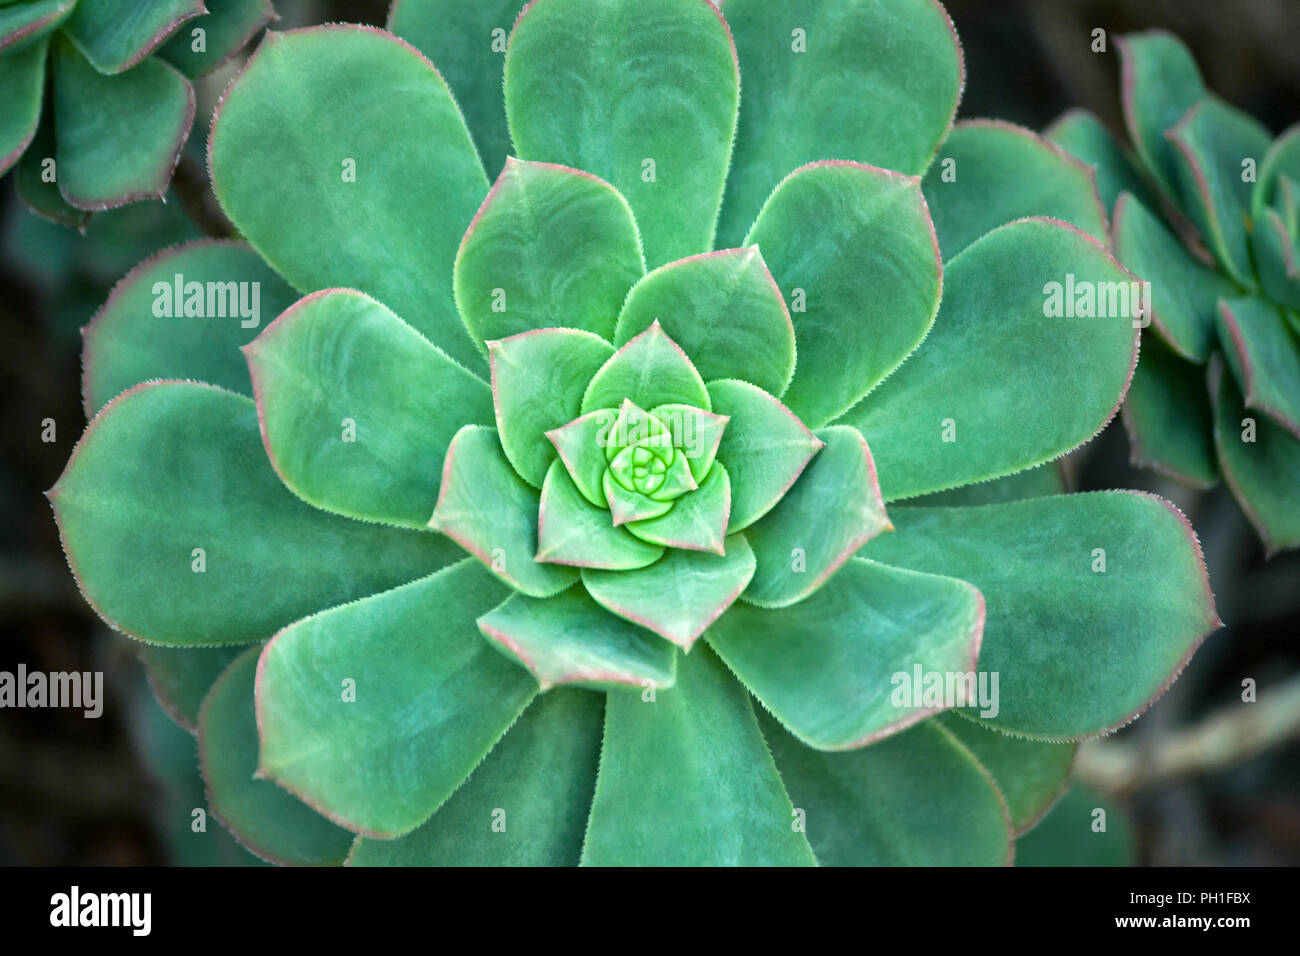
[706, 378, 822, 532]
[456, 158, 644, 349]
[741, 425, 890, 607]
[581, 320, 710, 413]
[718, 0, 963, 247]
[209, 26, 490, 373]
[488, 328, 614, 488]
[49, 383, 459, 646]
[82, 240, 298, 416]
[581, 536, 755, 650]
[1215, 296, 1300, 440]
[1044, 108, 1161, 214]
[0, 37, 45, 176]
[52, 32, 194, 210]
[1209, 359, 1300, 555]
[15, 108, 91, 228]
[613, 247, 795, 396]
[581, 644, 817, 866]
[603, 400, 673, 465]
[388, 0, 525, 176]
[711, 558, 983, 750]
[911, 463, 1065, 507]
[545, 410, 619, 507]
[157, 0, 277, 79]
[348, 688, 602, 866]
[1112, 191, 1236, 361]
[923, 119, 1109, 259]
[602, 468, 674, 525]
[844, 218, 1138, 501]
[138, 642, 246, 732]
[430, 425, 578, 598]
[1254, 123, 1300, 217]
[865, 493, 1220, 739]
[1016, 785, 1136, 866]
[625, 461, 731, 554]
[0, 0, 76, 55]
[256, 560, 537, 837]
[1116, 30, 1206, 197]
[245, 289, 495, 528]
[504, 0, 739, 267]
[936, 713, 1075, 836]
[535, 460, 664, 570]
[1165, 96, 1272, 287]
[1251, 208, 1300, 310]
[641, 445, 698, 502]
[652, 403, 728, 484]
[477, 587, 677, 692]
[762, 712, 1012, 866]
[1122, 334, 1218, 487]
[199, 647, 354, 865]
[746, 160, 942, 428]
[1275, 176, 1299, 236]
[62, 0, 205, 74]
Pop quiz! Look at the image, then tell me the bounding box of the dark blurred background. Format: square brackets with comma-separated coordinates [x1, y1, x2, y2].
[1, 0, 1296, 865]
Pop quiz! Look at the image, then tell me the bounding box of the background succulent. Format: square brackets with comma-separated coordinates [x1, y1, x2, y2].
[1048, 31, 1300, 555]
[0, 0, 274, 228]
[48, 0, 1221, 866]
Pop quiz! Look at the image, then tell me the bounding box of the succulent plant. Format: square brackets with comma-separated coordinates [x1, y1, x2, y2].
[51, 0, 1220, 866]
[1048, 31, 1300, 554]
[0, 0, 274, 228]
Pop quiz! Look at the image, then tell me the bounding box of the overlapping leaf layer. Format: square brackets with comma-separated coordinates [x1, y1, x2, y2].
[49, 0, 1220, 866]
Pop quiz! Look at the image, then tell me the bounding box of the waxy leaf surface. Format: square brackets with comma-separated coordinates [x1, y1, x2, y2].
[82, 240, 298, 415]
[505, 0, 738, 267]
[478, 587, 676, 692]
[707, 378, 822, 532]
[456, 158, 643, 349]
[937, 713, 1075, 835]
[582, 644, 816, 866]
[1217, 296, 1300, 439]
[1112, 191, 1235, 361]
[923, 119, 1108, 259]
[711, 558, 983, 751]
[762, 713, 1011, 866]
[864, 493, 1219, 738]
[746, 161, 941, 427]
[210, 26, 490, 372]
[430, 426, 577, 597]
[246, 290, 494, 528]
[536, 461, 664, 570]
[199, 647, 354, 865]
[256, 560, 537, 837]
[582, 536, 755, 650]
[718, 0, 962, 246]
[742, 426, 889, 607]
[1122, 333, 1218, 487]
[348, 688, 602, 866]
[844, 218, 1138, 501]
[50, 383, 458, 646]
[389, 0, 525, 176]
[489, 328, 613, 489]
[53, 35, 194, 209]
[614, 247, 795, 397]
[63, 0, 203, 73]
[1211, 361, 1300, 554]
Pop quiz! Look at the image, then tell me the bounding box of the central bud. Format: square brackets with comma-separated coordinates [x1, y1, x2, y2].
[610, 446, 668, 495]
[596, 399, 704, 525]
[536, 322, 738, 558]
